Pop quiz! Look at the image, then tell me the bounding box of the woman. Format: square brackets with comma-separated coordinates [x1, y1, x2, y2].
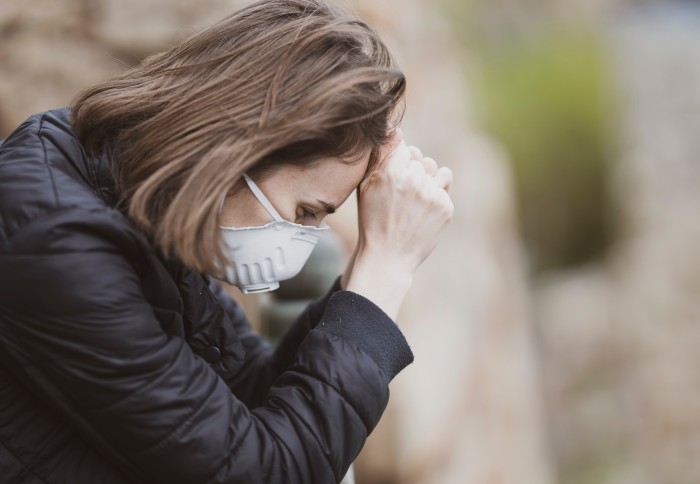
[0, 0, 453, 482]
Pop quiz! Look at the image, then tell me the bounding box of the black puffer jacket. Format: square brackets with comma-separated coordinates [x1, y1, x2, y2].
[0, 109, 413, 483]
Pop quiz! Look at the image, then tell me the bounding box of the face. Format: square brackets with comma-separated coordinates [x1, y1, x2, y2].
[219, 154, 370, 228]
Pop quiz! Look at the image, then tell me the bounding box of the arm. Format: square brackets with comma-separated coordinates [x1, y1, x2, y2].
[207, 276, 342, 407]
[0, 209, 412, 483]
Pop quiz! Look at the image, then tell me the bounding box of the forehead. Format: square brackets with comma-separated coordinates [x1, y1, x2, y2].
[262, 154, 371, 205]
[299, 155, 369, 187]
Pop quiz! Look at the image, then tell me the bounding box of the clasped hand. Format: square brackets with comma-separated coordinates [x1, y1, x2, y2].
[344, 129, 454, 321]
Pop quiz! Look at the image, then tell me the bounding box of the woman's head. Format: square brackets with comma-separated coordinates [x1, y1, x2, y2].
[71, 0, 405, 273]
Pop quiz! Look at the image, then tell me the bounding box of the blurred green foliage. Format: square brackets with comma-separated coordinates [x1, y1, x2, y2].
[477, 30, 616, 271]
[441, 0, 617, 271]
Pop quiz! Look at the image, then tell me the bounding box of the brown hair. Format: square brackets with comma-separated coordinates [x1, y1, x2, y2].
[71, 0, 405, 273]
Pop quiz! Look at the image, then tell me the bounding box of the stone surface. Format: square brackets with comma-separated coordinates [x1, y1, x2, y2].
[534, 4, 700, 484]
[609, 6, 700, 483]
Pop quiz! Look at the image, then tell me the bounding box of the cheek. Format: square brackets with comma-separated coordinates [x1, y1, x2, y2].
[256, 172, 303, 222]
[219, 192, 273, 228]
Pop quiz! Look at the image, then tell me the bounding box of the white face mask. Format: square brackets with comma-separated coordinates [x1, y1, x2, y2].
[218, 174, 329, 294]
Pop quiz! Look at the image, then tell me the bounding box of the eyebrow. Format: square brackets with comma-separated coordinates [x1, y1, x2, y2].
[317, 199, 337, 214]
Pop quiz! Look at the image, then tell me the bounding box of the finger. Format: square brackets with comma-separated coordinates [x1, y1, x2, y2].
[408, 146, 423, 161]
[421, 156, 438, 176]
[407, 158, 427, 176]
[386, 144, 411, 168]
[434, 166, 453, 192]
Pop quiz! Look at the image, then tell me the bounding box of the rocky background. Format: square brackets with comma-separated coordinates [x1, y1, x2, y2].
[2, 1, 698, 483]
[536, 6, 700, 483]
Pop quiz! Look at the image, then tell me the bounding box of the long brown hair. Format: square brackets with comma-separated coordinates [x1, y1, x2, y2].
[71, 0, 405, 273]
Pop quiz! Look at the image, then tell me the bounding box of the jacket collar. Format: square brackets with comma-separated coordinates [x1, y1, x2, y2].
[90, 149, 119, 208]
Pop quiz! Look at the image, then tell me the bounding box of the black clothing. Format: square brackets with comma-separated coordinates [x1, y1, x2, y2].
[0, 109, 413, 483]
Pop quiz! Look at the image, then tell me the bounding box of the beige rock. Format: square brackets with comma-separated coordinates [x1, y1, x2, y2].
[535, 6, 700, 484]
[610, 10, 700, 483]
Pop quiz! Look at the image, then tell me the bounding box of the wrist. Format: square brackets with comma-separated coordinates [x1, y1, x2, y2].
[340, 245, 359, 291]
[346, 253, 413, 321]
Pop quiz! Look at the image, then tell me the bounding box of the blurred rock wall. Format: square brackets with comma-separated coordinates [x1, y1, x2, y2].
[611, 6, 700, 482]
[534, 4, 700, 483]
[0, 0, 237, 134]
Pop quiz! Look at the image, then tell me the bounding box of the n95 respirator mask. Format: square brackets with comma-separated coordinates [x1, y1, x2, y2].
[218, 174, 328, 294]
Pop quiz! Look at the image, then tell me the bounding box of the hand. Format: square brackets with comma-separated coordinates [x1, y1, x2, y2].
[340, 129, 403, 290]
[345, 129, 454, 320]
[356, 131, 454, 277]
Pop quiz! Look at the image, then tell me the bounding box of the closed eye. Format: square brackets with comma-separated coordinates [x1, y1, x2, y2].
[295, 207, 322, 226]
[302, 208, 318, 220]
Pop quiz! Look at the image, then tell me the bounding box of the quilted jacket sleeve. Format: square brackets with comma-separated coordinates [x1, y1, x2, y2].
[0, 208, 414, 484]
[207, 278, 343, 408]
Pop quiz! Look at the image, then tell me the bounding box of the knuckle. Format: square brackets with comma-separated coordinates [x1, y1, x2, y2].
[409, 145, 423, 157]
[446, 202, 455, 219]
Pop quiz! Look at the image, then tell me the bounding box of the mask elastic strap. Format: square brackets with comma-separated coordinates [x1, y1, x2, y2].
[243, 174, 284, 222]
